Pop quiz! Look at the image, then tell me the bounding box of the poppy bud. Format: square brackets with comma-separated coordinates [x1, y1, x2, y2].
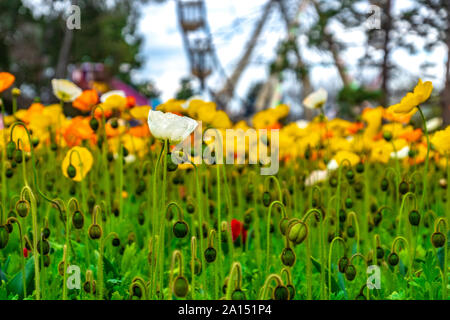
[338, 256, 349, 273]
[89, 117, 99, 131]
[5, 167, 13, 178]
[190, 258, 202, 275]
[42, 227, 51, 240]
[339, 209, 347, 223]
[273, 285, 289, 300]
[356, 162, 364, 173]
[344, 264, 356, 281]
[16, 200, 30, 218]
[347, 225, 355, 238]
[381, 178, 389, 191]
[376, 246, 384, 259]
[112, 237, 121, 247]
[286, 284, 295, 300]
[0, 226, 9, 249]
[431, 232, 446, 248]
[173, 221, 189, 238]
[173, 275, 189, 298]
[37, 240, 50, 255]
[6, 141, 16, 160]
[204, 247, 217, 263]
[67, 164, 76, 179]
[387, 252, 399, 266]
[262, 191, 271, 207]
[31, 137, 39, 147]
[88, 224, 102, 240]
[383, 131, 392, 142]
[287, 222, 307, 245]
[83, 280, 96, 294]
[346, 169, 354, 181]
[166, 153, 178, 172]
[399, 181, 409, 195]
[14, 149, 23, 164]
[281, 247, 296, 267]
[408, 210, 420, 226]
[72, 210, 85, 229]
[186, 201, 195, 214]
[231, 289, 246, 300]
[110, 118, 118, 129]
[345, 197, 353, 209]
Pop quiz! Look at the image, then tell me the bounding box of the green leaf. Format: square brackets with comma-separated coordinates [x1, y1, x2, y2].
[310, 256, 340, 293]
[6, 258, 35, 299]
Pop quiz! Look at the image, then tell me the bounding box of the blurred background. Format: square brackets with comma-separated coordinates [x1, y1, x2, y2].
[0, 0, 449, 125]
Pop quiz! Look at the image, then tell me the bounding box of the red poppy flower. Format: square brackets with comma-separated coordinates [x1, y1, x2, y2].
[126, 96, 136, 108]
[231, 219, 247, 244]
[23, 247, 28, 258]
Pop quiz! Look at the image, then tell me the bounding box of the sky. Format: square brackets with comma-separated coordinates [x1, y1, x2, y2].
[135, 0, 446, 115]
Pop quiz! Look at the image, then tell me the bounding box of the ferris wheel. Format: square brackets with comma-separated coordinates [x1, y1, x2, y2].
[175, 0, 312, 118]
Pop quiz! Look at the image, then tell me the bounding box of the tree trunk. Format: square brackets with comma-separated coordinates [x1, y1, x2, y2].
[55, 25, 74, 79]
[215, 0, 274, 109]
[380, 0, 392, 107]
[312, 0, 351, 88]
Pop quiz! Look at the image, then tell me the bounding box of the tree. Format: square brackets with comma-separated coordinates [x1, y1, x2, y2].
[0, 0, 149, 105]
[399, 0, 450, 125]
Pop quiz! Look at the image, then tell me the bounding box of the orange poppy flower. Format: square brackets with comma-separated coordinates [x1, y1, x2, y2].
[63, 116, 96, 147]
[399, 128, 422, 143]
[72, 89, 99, 112]
[94, 107, 112, 119]
[129, 124, 150, 138]
[0, 72, 15, 93]
[264, 122, 282, 130]
[347, 122, 365, 135]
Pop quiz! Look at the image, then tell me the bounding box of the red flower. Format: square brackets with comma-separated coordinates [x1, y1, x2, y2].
[23, 247, 28, 258]
[231, 219, 247, 244]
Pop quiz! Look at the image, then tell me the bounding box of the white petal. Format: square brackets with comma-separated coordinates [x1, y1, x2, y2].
[100, 90, 126, 103]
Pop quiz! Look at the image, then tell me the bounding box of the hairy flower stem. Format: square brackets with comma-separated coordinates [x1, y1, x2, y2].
[21, 186, 40, 300]
[158, 139, 168, 298]
[417, 107, 429, 211]
[98, 232, 119, 300]
[265, 201, 287, 273]
[328, 237, 346, 299]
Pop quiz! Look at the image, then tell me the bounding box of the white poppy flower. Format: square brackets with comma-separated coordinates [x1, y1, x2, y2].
[305, 169, 329, 186]
[296, 119, 310, 129]
[390, 146, 410, 159]
[100, 90, 126, 103]
[147, 110, 198, 144]
[326, 159, 339, 171]
[303, 88, 328, 109]
[426, 117, 443, 132]
[52, 79, 82, 102]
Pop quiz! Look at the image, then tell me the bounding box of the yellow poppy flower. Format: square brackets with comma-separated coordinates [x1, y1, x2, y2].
[211, 110, 232, 129]
[130, 106, 151, 120]
[333, 150, 360, 167]
[388, 79, 432, 115]
[431, 126, 450, 156]
[62, 146, 93, 182]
